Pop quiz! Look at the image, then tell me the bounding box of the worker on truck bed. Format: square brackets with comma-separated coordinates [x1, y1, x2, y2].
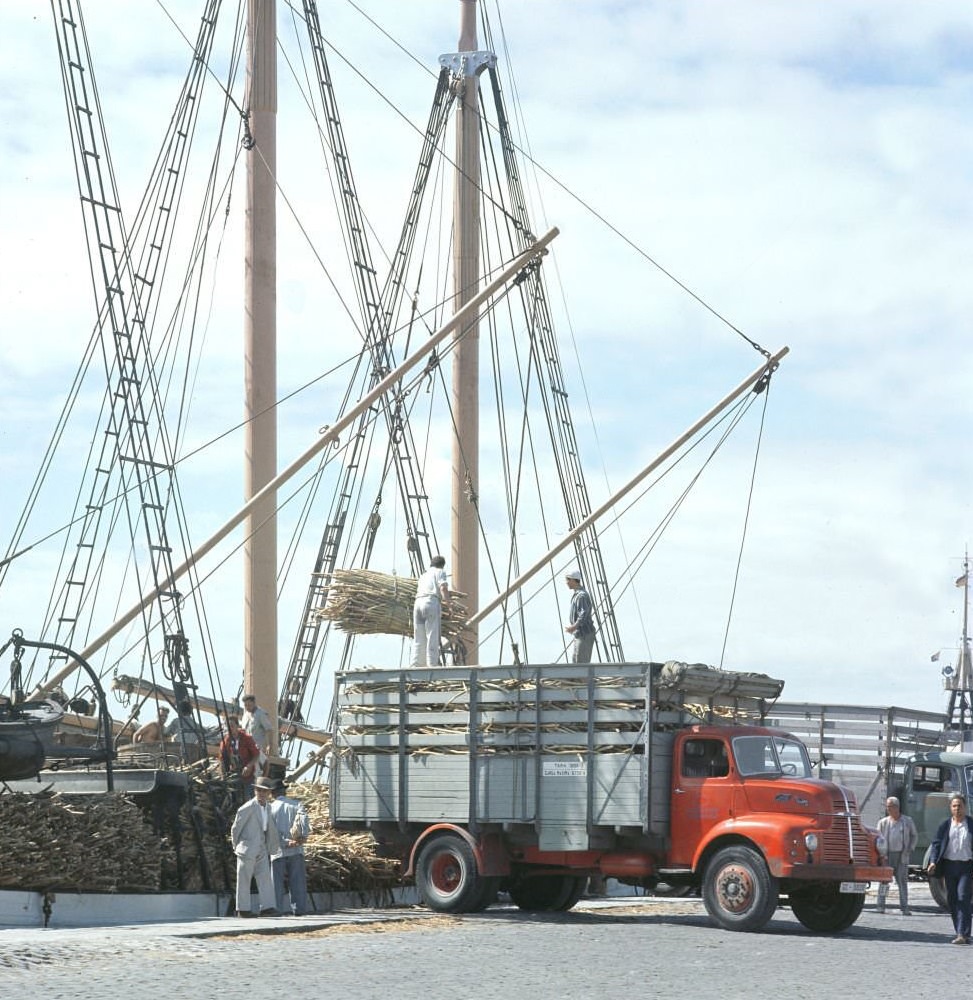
[412, 555, 449, 667]
[564, 569, 595, 663]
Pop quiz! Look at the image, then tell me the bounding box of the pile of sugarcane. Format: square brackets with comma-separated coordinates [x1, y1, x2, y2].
[0, 791, 163, 892]
[289, 781, 400, 891]
[0, 768, 402, 894]
[314, 568, 468, 639]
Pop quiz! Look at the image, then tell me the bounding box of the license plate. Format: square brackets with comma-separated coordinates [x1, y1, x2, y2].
[839, 882, 867, 894]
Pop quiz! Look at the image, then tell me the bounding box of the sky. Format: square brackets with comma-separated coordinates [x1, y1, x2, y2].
[0, 0, 971, 733]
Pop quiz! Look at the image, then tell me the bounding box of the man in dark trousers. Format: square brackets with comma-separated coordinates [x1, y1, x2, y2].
[927, 792, 973, 944]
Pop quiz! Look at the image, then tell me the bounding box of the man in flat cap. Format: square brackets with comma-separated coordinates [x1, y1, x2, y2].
[269, 778, 310, 916]
[564, 569, 595, 664]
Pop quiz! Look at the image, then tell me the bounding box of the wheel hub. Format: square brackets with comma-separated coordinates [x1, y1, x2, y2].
[430, 852, 461, 894]
[717, 863, 755, 913]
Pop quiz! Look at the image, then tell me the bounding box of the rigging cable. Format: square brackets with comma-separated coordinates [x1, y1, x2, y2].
[719, 373, 775, 669]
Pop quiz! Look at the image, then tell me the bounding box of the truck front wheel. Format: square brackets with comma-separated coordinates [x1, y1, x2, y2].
[789, 886, 865, 932]
[415, 834, 484, 913]
[702, 846, 778, 932]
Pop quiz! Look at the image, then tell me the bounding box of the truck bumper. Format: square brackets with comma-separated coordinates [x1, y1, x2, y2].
[776, 863, 892, 883]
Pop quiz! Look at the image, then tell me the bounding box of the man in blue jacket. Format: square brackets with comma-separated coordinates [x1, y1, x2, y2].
[927, 792, 973, 944]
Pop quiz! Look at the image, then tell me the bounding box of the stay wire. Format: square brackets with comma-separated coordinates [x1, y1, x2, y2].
[719, 378, 775, 669]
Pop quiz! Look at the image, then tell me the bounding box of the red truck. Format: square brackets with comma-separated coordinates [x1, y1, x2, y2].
[329, 660, 890, 932]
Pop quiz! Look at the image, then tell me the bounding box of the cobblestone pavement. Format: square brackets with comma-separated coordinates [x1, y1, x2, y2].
[0, 886, 966, 1000]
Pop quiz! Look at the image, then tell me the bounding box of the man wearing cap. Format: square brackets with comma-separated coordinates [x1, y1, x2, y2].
[411, 555, 450, 667]
[564, 569, 595, 664]
[230, 776, 281, 917]
[269, 778, 310, 916]
[241, 693, 273, 774]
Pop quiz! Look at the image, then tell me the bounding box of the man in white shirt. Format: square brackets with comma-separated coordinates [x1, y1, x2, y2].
[876, 795, 919, 914]
[241, 693, 273, 774]
[411, 555, 449, 667]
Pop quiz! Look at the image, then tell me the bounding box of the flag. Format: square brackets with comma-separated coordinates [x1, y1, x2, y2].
[956, 573, 968, 588]
[930, 651, 940, 662]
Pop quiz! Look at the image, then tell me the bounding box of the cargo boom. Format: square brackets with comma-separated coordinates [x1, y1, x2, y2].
[330, 661, 890, 932]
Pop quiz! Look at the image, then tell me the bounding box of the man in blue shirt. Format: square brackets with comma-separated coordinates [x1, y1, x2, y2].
[269, 778, 310, 917]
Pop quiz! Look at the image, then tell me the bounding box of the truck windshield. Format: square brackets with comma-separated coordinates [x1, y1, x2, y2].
[732, 735, 812, 778]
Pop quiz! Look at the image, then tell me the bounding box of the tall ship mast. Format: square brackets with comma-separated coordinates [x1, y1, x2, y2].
[943, 553, 973, 750]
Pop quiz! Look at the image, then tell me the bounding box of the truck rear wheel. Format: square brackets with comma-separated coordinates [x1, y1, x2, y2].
[789, 887, 865, 932]
[415, 834, 484, 913]
[702, 846, 778, 932]
[508, 874, 587, 912]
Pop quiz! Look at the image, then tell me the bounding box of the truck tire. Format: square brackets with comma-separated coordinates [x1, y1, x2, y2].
[415, 834, 484, 913]
[922, 847, 950, 911]
[508, 874, 586, 912]
[789, 887, 865, 932]
[702, 846, 778, 932]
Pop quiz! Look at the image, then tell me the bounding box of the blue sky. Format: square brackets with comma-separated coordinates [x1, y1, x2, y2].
[0, 1, 970, 727]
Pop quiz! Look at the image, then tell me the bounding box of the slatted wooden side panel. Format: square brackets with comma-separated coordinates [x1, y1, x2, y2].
[765, 702, 947, 826]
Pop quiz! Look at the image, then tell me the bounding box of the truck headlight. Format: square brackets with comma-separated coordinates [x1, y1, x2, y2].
[804, 833, 819, 852]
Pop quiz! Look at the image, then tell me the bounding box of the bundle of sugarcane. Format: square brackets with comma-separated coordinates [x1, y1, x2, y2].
[314, 568, 468, 639]
[0, 791, 162, 892]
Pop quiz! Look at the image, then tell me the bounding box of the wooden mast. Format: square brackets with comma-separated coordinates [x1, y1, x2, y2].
[450, 0, 488, 663]
[244, 0, 278, 748]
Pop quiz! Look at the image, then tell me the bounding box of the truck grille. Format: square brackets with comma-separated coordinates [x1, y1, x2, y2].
[821, 799, 871, 864]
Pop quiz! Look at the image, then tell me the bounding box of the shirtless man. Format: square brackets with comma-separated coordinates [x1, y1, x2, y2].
[133, 706, 170, 743]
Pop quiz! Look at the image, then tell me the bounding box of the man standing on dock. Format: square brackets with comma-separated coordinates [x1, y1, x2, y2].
[230, 776, 281, 917]
[412, 555, 450, 667]
[876, 795, 918, 915]
[269, 778, 310, 917]
[564, 569, 595, 664]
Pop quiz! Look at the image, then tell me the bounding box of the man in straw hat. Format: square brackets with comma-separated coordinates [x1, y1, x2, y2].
[230, 776, 281, 917]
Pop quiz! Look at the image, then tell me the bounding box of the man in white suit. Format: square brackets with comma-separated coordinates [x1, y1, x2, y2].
[230, 775, 281, 916]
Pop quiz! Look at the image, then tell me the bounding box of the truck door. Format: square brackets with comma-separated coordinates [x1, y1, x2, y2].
[668, 737, 731, 867]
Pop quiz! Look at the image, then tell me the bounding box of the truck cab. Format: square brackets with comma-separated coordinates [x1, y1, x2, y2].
[896, 750, 973, 907]
[668, 726, 888, 931]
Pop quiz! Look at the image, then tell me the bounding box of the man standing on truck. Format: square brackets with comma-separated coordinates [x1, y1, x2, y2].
[564, 570, 595, 663]
[876, 796, 918, 915]
[412, 555, 449, 667]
